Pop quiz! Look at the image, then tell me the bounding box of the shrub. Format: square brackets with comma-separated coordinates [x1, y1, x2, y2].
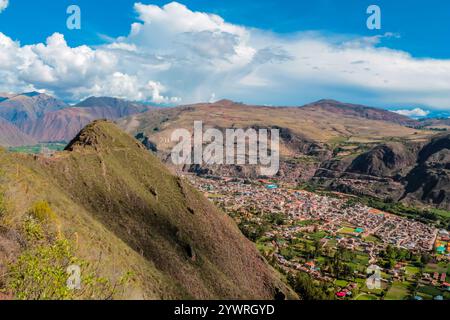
[6, 239, 76, 300]
[5, 237, 132, 300]
[23, 218, 45, 242]
[28, 200, 57, 223]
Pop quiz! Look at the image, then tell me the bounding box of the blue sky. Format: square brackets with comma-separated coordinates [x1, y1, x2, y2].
[1, 0, 449, 58]
[0, 0, 450, 114]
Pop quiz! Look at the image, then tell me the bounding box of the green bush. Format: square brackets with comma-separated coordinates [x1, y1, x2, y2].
[5, 237, 131, 300]
[2, 202, 133, 300]
[6, 239, 76, 300]
[28, 200, 57, 223]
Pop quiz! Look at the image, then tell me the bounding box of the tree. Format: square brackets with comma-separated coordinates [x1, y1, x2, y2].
[287, 272, 333, 301]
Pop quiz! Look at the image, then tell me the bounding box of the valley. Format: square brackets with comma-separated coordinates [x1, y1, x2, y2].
[0, 93, 449, 300]
[188, 175, 450, 300]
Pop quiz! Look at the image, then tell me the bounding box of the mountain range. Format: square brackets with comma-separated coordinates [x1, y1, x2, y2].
[0, 93, 449, 299]
[0, 93, 449, 210]
[0, 93, 150, 145]
[118, 99, 449, 210]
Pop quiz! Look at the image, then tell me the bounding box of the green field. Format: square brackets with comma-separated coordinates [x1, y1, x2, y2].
[385, 281, 411, 300]
[338, 227, 355, 235]
[363, 235, 381, 243]
[355, 293, 378, 300]
[424, 263, 448, 275]
[405, 266, 421, 277]
[417, 285, 443, 298]
[335, 279, 349, 288]
[430, 208, 450, 219]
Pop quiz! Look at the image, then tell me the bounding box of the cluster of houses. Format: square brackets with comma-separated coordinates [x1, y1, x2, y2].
[187, 176, 448, 299]
[435, 229, 450, 256]
[189, 176, 438, 254]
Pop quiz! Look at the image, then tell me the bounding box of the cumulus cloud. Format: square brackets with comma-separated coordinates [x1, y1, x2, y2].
[0, 0, 8, 13]
[0, 1, 450, 109]
[393, 108, 430, 118]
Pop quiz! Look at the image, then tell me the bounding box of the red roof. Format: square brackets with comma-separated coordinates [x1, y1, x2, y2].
[336, 292, 346, 298]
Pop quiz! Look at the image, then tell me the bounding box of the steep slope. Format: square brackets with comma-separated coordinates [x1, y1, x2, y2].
[0, 120, 293, 299]
[313, 142, 421, 200]
[403, 133, 450, 209]
[0, 92, 68, 128]
[345, 142, 418, 177]
[0, 117, 37, 147]
[313, 133, 450, 210]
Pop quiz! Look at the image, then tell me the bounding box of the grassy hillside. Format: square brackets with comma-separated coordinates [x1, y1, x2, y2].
[0, 121, 294, 300]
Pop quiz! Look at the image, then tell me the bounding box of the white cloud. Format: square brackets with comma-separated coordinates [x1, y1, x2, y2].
[0, 1, 450, 110]
[393, 108, 430, 118]
[0, 0, 8, 13]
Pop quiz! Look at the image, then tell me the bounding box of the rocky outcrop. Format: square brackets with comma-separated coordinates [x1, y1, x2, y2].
[403, 134, 450, 209]
[346, 142, 418, 177]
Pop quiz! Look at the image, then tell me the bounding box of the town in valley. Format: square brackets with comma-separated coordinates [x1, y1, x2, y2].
[187, 175, 450, 300]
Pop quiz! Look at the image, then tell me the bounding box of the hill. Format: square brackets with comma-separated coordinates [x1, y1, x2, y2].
[403, 133, 450, 209]
[0, 120, 293, 299]
[118, 99, 432, 181]
[302, 100, 419, 127]
[117, 100, 450, 210]
[417, 118, 450, 131]
[119, 99, 429, 152]
[313, 134, 450, 210]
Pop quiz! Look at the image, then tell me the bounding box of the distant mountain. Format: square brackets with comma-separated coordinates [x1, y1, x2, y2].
[119, 99, 427, 150]
[0, 92, 68, 128]
[0, 120, 294, 299]
[302, 99, 419, 127]
[418, 117, 450, 129]
[23, 98, 149, 142]
[0, 95, 150, 143]
[75, 96, 148, 110]
[0, 93, 14, 103]
[0, 117, 36, 147]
